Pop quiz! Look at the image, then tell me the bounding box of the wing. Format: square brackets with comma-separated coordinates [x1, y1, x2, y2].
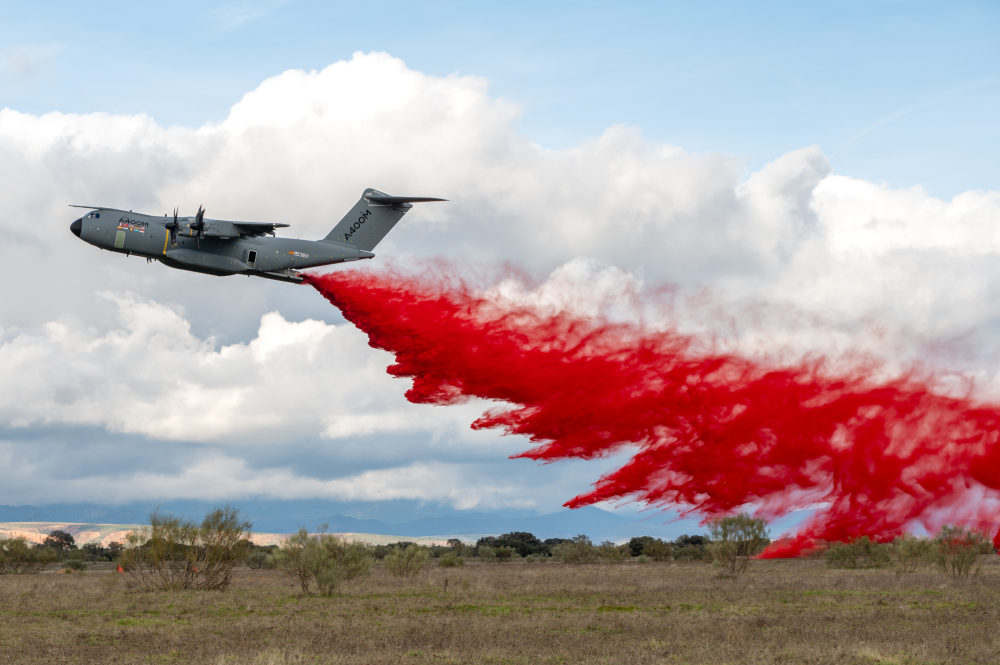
[188, 220, 291, 238]
[231, 221, 290, 238]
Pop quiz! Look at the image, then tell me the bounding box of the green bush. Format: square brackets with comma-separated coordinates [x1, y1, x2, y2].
[642, 539, 673, 561]
[119, 507, 253, 591]
[63, 559, 87, 571]
[445, 538, 474, 557]
[674, 545, 709, 561]
[672, 535, 710, 561]
[494, 546, 517, 562]
[892, 535, 933, 574]
[627, 536, 673, 560]
[477, 544, 517, 563]
[476, 532, 545, 557]
[438, 552, 464, 568]
[275, 529, 372, 595]
[708, 514, 770, 577]
[384, 544, 431, 577]
[43, 530, 77, 555]
[246, 547, 278, 570]
[824, 537, 891, 569]
[933, 526, 992, 579]
[0, 537, 59, 574]
[551, 535, 600, 564]
[597, 541, 628, 563]
[627, 536, 655, 557]
[82, 542, 123, 562]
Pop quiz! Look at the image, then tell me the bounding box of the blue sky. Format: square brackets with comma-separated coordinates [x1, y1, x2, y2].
[2, 2, 1000, 529]
[3, 1, 998, 197]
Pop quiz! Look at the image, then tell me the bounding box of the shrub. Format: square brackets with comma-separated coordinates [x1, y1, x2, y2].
[63, 559, 87, 571]
[674, 545, 709, 561]
[543, 537, 571, 554]
[495, 546, 517, 562]
[445, 538, 474, 557]
[0, 537, 59, 574]
[708, 514, 770, 577]
[246, 546, 278, 570]
[551, 535, 600, 564]
[892, 535, 933, 574]
[372, 542, 416, 560]
[933, 525, 992, 579]
[43, 530, 77, 555]
[120, 507, 252, 591]
[597, 541, 628, 563]
[672, 534, 710, 561]
[477, 544, 516, 563]
[275, 529, 372, 595]
[627, 536, 655, 557]
[476, 532, 545, 557]
[438, 552, 464, 568]
[642, 539, 673, 562]
[384, 544, 431, 577]
[82, 542, 119, 562]
[674, 534, 709, 548]
[824, 537, 891, 569]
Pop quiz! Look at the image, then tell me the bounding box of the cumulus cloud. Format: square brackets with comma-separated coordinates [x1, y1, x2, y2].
[1, 51, 999, 510]
[0, 292, 491, 446]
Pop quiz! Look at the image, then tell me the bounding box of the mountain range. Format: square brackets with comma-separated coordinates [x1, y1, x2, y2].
[0, 499, 702, 543]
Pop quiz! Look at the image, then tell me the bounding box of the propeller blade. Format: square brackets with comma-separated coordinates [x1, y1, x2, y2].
[194, 205, 205, 240]
[166, 207, 179, 245]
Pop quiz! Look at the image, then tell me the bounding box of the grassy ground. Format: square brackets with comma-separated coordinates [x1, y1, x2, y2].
[1, 558, 998, 664]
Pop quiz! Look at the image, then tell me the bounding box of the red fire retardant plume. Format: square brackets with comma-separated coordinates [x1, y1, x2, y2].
[304, 268, 1000, 557]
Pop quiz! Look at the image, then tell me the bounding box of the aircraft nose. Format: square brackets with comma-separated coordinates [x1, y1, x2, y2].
[70, 218, 82, 237]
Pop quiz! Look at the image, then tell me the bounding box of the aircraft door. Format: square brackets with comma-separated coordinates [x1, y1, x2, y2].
[114, 230, 126, 249]
[246, 249, 257, 268]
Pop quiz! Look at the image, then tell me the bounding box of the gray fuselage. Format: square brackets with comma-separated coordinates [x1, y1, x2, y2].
[70, 209, 372, 283]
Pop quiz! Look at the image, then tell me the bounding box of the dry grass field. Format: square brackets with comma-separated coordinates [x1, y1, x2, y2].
[1, 558, 998, 664]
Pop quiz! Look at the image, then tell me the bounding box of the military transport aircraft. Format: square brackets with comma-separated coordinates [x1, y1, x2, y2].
[69, 188, 444, 283]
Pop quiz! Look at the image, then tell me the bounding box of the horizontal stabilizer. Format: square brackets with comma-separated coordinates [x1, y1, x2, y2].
[324, 188, 445, 251]
[366, 194, 448, 205]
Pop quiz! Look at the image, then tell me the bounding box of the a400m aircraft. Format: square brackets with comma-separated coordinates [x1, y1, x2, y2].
[69, 188, 444, 283]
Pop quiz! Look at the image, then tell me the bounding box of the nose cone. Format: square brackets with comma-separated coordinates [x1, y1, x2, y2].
[70, 218, 82, 237]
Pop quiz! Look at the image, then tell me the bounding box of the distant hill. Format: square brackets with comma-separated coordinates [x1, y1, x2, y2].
[0, 522, 455, 547]
[0, 499, 702, 544]
[0, 522, 143, 547]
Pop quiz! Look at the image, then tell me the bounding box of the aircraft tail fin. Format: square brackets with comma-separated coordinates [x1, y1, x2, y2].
[323, 188, 445, 251]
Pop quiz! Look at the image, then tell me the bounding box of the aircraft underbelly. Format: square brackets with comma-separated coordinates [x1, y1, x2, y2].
[162, 248, 248, 275]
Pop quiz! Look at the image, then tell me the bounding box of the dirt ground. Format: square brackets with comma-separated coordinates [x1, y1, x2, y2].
[1, 558, 998, 664]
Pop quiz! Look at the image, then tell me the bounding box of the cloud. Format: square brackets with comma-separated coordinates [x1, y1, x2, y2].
[1, 44, 63, 80]
[1, 51, 999, 511]
[0, 292, 489, 446]
[212, 0, 293, 28]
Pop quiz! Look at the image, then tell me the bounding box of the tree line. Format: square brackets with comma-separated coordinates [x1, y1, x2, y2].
[1, 508, 995, 589]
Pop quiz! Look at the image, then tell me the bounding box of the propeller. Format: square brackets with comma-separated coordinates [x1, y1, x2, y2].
[192, 205, 205, 236]
[165, 207, 179, 246]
